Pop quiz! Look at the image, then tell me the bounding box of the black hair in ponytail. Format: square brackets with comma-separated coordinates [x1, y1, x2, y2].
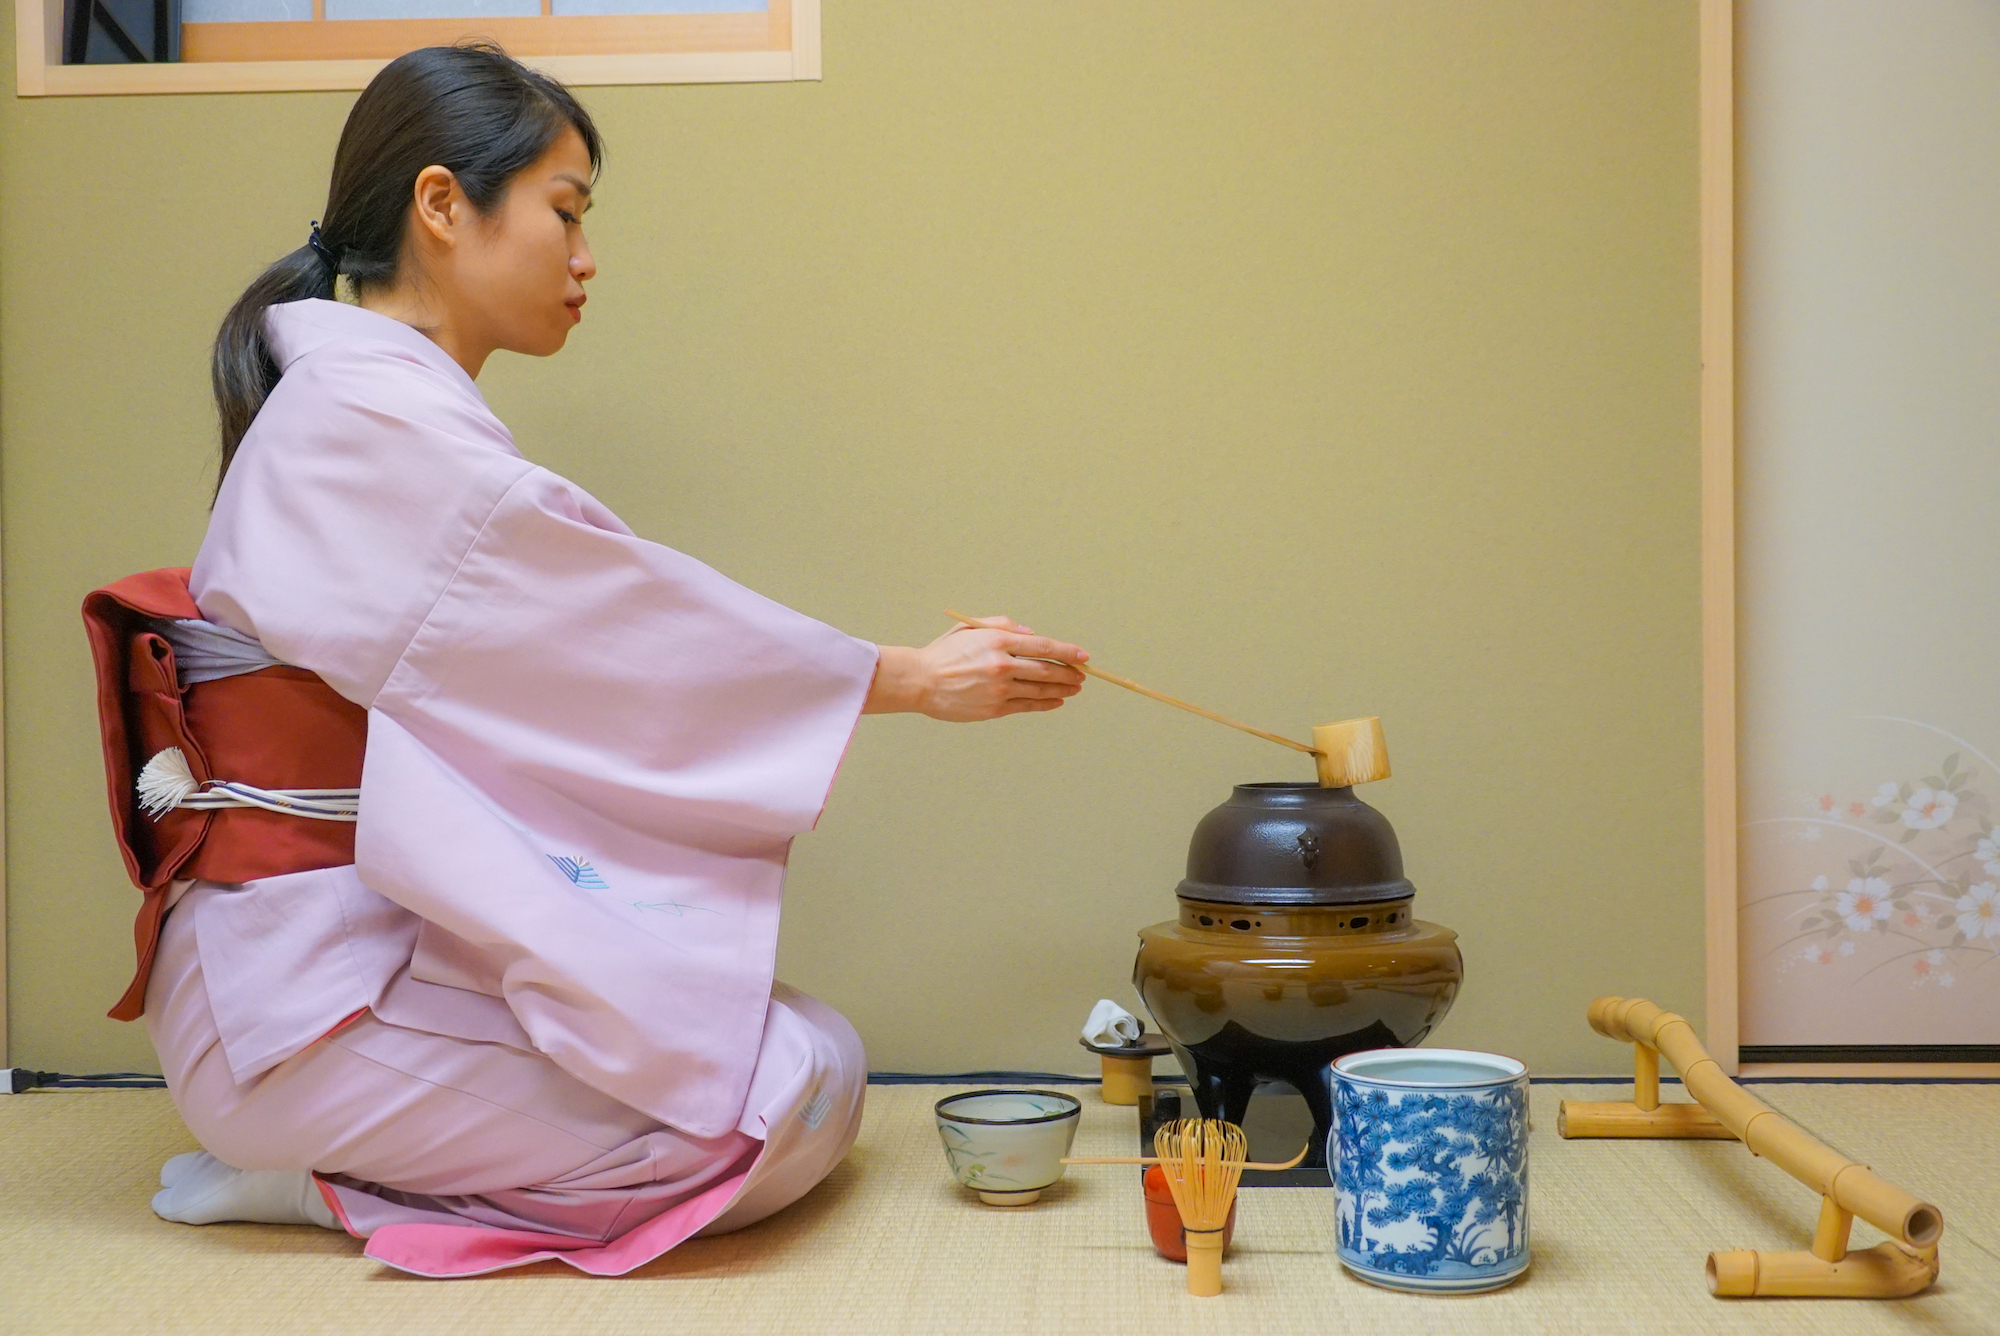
[211, 40, 603, 491]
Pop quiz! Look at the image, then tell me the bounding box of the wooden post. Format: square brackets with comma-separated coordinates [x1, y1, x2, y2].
[1634, 1044, 1660, 1112]
[1811, 1195, 1854, 1263]
[1698, 0, 1741, 1080]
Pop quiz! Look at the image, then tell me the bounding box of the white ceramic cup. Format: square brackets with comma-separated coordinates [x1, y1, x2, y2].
[934, 1088, 1082, 1206]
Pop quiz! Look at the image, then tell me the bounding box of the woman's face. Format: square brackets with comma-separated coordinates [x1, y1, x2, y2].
[457, 126, 597, 358]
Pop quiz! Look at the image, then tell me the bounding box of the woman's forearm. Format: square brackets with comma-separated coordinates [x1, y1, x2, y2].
[862, 645, 929, 715]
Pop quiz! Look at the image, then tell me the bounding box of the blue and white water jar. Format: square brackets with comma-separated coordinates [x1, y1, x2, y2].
[1331, 1048, 1531, 1294]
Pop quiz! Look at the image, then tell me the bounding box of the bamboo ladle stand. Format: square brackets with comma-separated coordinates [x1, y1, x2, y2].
[942, 611, 1390, 788]
[1559, 996, 1944, 1298]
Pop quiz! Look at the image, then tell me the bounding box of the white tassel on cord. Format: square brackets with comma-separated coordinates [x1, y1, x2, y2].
[135, 746, 360, 823]
[136, 746, 201, 817]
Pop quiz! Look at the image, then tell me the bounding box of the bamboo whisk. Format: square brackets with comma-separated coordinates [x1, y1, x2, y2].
[1154, 1118, 1249, 1297]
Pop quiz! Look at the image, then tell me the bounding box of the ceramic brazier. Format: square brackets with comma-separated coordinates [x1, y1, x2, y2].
[1132, 781, 1462, 1168]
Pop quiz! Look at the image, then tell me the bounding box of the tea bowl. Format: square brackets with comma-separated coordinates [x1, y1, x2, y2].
[934, 1089, 1082, 1206]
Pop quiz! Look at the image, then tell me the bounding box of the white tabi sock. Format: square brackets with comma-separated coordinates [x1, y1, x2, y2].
[152, 1151, 341, 1230]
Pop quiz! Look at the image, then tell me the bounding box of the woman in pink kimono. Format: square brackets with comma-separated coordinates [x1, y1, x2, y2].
[134, 43, 1087, 1277]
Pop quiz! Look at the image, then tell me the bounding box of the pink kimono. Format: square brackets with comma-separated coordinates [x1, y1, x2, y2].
[144, 298, 880, 1276]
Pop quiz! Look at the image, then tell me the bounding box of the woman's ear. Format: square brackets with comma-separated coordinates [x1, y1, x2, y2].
[410, 164, 463, 248]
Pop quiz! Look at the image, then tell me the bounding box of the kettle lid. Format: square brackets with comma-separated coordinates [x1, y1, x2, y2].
[1174, 781, 1416, 908]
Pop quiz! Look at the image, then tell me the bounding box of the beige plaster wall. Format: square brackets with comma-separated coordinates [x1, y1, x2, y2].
[1, 1, 1699, 1076]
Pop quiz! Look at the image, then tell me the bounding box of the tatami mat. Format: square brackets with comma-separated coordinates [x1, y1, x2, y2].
[1, 1081, 1995, 1335]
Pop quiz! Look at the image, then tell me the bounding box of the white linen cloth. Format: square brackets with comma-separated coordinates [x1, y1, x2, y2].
[1081, 998, 1143, 1047]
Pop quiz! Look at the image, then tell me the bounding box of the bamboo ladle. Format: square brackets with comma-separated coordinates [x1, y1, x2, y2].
[943, 609, 1390, 787]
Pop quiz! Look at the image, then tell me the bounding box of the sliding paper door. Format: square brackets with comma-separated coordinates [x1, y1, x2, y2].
[1737, 0, 2000, 1059]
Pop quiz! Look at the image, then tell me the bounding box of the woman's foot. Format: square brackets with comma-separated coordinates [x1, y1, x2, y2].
[152, 1151, 341, 1230]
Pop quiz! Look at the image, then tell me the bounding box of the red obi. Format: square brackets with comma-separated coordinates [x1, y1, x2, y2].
[84, 568, 367, 1021]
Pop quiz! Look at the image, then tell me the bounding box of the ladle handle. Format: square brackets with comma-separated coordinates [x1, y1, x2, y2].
[942, 610, 1318, 756]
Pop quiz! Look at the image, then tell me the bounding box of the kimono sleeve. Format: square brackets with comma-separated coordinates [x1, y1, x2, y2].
[379, 466, 880, 844]
[353, 467, 881, 1135]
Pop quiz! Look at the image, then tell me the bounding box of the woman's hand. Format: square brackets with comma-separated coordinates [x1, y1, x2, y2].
[864, 616, 1089, 721]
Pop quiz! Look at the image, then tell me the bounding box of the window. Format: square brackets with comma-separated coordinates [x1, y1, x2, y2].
[15, 0, 819, 95]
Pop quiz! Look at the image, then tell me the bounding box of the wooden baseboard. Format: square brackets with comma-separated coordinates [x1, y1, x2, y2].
[1741, 1044, 2000, 1064]
[1740, 1063, 2000, 1080]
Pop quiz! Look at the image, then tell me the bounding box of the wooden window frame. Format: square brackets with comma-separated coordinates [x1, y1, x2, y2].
[14, 0, 818, 95]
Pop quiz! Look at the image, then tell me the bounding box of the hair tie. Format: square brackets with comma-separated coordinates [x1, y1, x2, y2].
[307, 220, 341, 273]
